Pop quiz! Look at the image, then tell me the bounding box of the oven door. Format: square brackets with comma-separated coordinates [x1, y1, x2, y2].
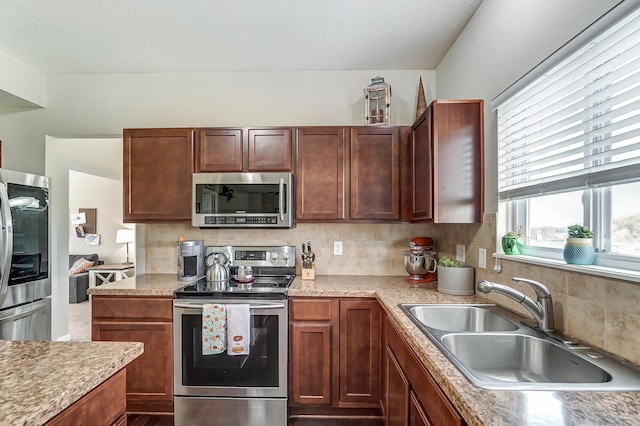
[173, 298, 288, 398]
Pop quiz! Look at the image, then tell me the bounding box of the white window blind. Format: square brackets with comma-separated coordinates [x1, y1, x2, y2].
[497, 4, 640, 201]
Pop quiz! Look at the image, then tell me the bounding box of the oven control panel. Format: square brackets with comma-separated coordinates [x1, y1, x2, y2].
[205, 245, 296, 268]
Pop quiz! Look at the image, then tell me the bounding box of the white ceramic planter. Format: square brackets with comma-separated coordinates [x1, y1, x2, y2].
[437, 265, 475, 296]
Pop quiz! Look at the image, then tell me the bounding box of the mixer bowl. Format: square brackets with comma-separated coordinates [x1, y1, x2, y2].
[405, 253, 428, 276]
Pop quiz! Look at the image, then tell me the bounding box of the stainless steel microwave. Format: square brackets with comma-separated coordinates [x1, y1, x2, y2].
[192, 173, 294, 228]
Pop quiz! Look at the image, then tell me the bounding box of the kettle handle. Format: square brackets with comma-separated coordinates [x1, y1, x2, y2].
[206, 251, 229, 267]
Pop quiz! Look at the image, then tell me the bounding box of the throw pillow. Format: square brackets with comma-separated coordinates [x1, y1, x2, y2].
[69, 257, 94, 275]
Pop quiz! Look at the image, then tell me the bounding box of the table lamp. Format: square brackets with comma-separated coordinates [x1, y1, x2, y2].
[116, 229, 135, 264]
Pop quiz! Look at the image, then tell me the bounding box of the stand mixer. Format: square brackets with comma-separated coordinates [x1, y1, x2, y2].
[404, 237, 437, 284]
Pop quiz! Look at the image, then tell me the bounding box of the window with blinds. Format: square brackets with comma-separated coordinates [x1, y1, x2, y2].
[494, 2, 640, 268]
[497, 6, 640, 201]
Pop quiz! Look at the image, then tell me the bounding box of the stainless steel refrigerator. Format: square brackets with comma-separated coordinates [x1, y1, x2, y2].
[0, 169, 51, 340]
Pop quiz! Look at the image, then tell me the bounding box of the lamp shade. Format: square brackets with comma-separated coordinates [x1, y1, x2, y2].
[116, 229, 135, 244]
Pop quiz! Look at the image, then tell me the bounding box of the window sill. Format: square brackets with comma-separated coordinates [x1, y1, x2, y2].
[494, 254, 640, 284]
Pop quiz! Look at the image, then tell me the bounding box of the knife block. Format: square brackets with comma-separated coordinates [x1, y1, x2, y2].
[301, 262, 316, 280]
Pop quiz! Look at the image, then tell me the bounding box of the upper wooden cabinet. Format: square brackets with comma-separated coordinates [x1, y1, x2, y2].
[197, 128, 243, 172]
[123, 128, 194, 222]
[350, 127, 402, 221]
[196, 127, 293, 172]
[295, 126, 409, 223]
[412, 100, 484, 223]
[295, 127, 348, 221]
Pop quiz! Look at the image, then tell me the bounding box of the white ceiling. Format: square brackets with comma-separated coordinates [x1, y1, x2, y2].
[0, 0, 482, 74]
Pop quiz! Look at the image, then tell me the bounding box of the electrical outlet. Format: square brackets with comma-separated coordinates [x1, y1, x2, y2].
[478, 248, 487, 269]
[333, 241, 343, 256]
[456, 245, 465, 263]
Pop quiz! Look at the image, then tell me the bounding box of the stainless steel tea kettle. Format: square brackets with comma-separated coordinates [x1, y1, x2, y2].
[206, 252, 230, 282]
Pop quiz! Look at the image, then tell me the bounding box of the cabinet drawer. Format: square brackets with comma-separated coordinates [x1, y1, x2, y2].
[92, 296, 173, 322]
[290, 298, 332, 321]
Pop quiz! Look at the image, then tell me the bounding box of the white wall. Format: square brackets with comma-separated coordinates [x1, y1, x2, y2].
[46, 137, 122, 340]
[43, 70, 435, 133]
[0, 49, 47, 107]
[69, 170, 134, 264]
[435, 0, 620, 213]
[0, 108, 46, 174]
[1, 69, 434, 175]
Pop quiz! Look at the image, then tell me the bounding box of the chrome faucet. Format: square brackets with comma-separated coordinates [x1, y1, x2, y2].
[477, 277, 555, 332]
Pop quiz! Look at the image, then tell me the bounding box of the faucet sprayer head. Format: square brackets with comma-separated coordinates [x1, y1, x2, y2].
[477, 280, 493, 294]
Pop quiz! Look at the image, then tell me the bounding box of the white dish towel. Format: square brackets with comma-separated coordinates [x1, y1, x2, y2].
[227, 304, 250, 356]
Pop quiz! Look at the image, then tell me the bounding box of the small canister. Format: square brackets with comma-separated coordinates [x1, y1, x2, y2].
[238, 265, 246, 279]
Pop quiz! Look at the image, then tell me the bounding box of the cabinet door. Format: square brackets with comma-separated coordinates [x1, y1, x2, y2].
[123, 128, 194, 222]
[386, 346, 409, 426]
[409, 391, 432, 426]
[290, 322, 332, 405]
[432, 100, 484, 223]
[337, 299, 381, 407]
[197, 128, 243, 172]
[295, 127, 348, 221]
[411, 109, 434, 221]
[248, 128, 293, 171]
[46, 369, 127, 426]
[350, 127, 401, 220]
[92, 322, 173, 413]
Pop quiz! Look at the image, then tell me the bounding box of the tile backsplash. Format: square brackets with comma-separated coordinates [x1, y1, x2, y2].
[145, 215, 640, 364]
[145, 222, 435, 276]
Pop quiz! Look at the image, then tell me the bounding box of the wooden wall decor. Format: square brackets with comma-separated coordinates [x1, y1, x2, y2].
[79, 208, 97, 234]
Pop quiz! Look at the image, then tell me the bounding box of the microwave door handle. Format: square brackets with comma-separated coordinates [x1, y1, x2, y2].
[0, 183, 13, 307]
[278, 177, 285, 222]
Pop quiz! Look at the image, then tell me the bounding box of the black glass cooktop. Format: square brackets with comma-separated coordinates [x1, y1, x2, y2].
[175, 276, 294, 299]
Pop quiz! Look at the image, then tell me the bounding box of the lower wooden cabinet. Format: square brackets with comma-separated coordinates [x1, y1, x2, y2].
[384, 316, 464, 426]
[386, 346, 410, 426]
[46, 369, 127, 425]
[289, 297, 382, 421]
[92, 296, 173, 414]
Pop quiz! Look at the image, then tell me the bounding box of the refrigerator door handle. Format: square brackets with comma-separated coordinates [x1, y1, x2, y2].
[0, 182, 13, 307]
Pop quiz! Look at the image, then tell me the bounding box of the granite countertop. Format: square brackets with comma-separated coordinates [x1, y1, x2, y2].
[87, 273, 640, 425]
[0, 340, 143, 426]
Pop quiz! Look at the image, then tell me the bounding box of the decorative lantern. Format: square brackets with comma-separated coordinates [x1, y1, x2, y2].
[364, 76, 391, 126]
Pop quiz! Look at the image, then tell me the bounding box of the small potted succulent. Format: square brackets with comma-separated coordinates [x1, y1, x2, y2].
[501, 225, 524, 255]
[563, 225, 595, 265]
[436, 255, 474, 296]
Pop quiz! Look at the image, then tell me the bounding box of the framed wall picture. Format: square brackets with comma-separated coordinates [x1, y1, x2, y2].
[79, 208, 97, 234]
[75, 226, 85, 238]
[85, 234, 100, 245]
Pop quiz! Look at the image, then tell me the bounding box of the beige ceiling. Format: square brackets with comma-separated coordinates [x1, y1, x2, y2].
[0, 0, 482, 74]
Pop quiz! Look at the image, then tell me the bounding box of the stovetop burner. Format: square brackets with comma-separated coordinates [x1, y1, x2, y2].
[174, 245, 296, 300]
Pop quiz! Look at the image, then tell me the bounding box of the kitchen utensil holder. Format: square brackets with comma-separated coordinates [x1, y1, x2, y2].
[302, 262, 316, 280]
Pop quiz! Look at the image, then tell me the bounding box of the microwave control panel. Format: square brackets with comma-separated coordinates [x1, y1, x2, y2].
[203, 216, 278, 225]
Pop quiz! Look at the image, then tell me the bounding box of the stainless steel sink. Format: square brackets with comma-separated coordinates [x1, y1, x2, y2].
[399, 303, 640, 391]
[405, 304, 518, 332]
[442, 333, 611, 386]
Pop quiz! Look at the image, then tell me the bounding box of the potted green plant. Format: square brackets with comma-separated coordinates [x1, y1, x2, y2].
[563, 224, 595, 265]
[501, 226, 524, 255]
[436, 256, 475, 295]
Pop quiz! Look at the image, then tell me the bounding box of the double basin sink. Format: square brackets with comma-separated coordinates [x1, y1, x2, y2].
[399, 303, 640, 391]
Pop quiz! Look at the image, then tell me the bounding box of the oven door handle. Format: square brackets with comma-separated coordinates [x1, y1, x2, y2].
[174, 302, 286, 310]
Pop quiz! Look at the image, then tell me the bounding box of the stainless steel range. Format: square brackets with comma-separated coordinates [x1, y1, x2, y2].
[173, 245, 295, 426]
